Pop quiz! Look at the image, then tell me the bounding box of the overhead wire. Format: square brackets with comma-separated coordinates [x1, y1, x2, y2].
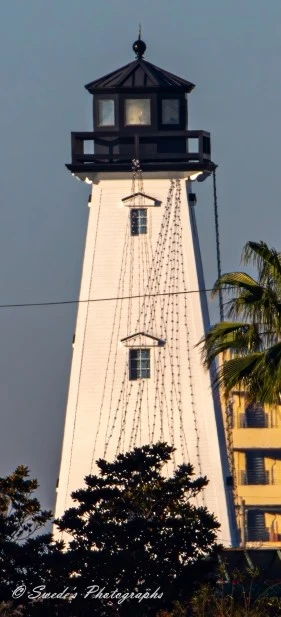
[0, 287, 225, 310]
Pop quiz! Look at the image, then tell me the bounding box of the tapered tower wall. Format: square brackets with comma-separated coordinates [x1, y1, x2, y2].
[55, 175, 233, 545]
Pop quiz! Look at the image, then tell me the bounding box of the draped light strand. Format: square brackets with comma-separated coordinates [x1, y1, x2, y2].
[173, 180, 188, 459]
[103, 221, 132, 455]
[91, 211, 130, 467]
[65, 189, 103, 508]
[105, 163, 141, 457]
[176, 182, 204, 496]
[149, 182, 175, 443]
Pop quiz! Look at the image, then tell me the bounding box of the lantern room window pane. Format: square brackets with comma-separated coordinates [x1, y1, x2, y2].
[162, 99, 180, 124]
[125, 99, 151, 125]
[130, 209, 147, 235]
[98, 99, 115, 126]
[129, 349, 150, 380]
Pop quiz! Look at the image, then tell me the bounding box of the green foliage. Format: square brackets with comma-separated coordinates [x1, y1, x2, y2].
[0, 603, 23, 617]
[198, 240, 281, 403]
[0, 465, 52, 541]
[0, 451, 223, 617]
[0, 466, 65, 614]
[156, 601, 187, 617]
[189, 566, 281, 616]
[55, 442, 221, 616]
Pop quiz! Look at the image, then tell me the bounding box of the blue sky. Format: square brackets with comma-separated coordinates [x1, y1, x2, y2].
[0, 0, 280, 511]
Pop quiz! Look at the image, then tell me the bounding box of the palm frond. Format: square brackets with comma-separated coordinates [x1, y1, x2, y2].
[225, 288, 281, 338]
[211, 272, 261, 298]
[215, 353, 264, 399]
[199, 240, 281, 403]
[258, 343, 281, 403]
[211, 270, 281, 337]
[214, 343, 281, 404]
[198, 321, 262, 368]
[265, 341, 281, 368]
[242, 241, 281, 287]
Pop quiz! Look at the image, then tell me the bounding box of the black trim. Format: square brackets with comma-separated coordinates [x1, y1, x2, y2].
[158, 94, 186, 130]
[121, 332, 165, 345]
[68, 129, 213, 172]
[85, 58, 195, 93]
[94, 95, 119, 131]
[66, 161, 216, 174]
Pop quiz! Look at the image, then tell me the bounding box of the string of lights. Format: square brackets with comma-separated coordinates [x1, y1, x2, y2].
[174, 180, 189, 462]
[164, 181, 180, 457]
[130, 170, 147, 448]
[104, 169, 141, 458]
[149, 181, 175, 446]
[103, 220, 130, 457]
[63, 188, 103, 514]
[92, 206, 131, 466]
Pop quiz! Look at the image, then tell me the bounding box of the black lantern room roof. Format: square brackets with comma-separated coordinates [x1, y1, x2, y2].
[85, 39, 195, 94]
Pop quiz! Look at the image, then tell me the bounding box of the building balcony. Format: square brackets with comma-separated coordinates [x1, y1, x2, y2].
[232, 427, 281, 450]
[245, 528, 281, 544]
[237, 471, 281, 505]
[66, 130, 215, 175]
[246, 527, 270, 542]
[237, 412, 271, 428]
[239, 470, 271, 485]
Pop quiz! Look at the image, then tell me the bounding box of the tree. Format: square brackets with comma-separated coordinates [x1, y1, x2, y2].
[55, 442, 221, 617]
[199, 241, 281, 404]
[0, 603, 23, 617]
[0, 466, 65, 616]
[189, 568, 281, 617]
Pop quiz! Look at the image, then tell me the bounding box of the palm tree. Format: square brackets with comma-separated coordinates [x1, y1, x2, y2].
[199, 241, 281, 404]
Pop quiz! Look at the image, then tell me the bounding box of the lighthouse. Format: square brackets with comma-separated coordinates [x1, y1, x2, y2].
[55, 36, 236, 546]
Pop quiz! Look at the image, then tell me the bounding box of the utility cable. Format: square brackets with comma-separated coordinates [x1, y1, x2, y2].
[0, 287, 227, 310]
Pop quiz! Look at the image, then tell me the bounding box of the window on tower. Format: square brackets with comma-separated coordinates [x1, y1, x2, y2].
[125, 99, 151, 125]
[130, 209, 147, 235]
[129, 349, 150, 380]
[98, 99, 115, 126]
[162, 99, 180, 124]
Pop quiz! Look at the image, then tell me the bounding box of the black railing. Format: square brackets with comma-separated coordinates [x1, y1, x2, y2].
[70, 130, 211, 166]
[239, 470, 270, 485]
[238, 413, 269, 428]
[246, 527, 270, 542]
[236, 413, 279, 428]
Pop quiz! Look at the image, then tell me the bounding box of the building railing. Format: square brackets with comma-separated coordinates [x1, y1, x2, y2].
[235, 413, 278, 428]
[246, 527, 270, 542]
[239, 470, 271, 485]
[245, 528, 281, 543]
[238, 413, 269, 428]
[70, 130, 211, 166]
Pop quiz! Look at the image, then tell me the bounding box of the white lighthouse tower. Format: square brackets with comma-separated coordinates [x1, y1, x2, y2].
[55, 37, 236, 545]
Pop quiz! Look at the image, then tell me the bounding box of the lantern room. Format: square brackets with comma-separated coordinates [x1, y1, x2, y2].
[67, 36, 215, 178]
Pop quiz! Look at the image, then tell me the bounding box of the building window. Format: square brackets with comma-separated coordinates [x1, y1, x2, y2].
[98, 99, 115, 126]
[244, 403, 268, 428]
[130, 209, 147, 235]
[125, 99, 151, 125]
[162, 99, 180, 124]
[247, 510, 269, 542]
[129, 349, 150, 380]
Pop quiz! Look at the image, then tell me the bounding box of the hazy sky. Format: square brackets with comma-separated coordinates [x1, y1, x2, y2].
[0, 0, 280, 512]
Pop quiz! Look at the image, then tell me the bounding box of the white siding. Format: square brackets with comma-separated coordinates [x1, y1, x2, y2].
[55, 177, 232, 546]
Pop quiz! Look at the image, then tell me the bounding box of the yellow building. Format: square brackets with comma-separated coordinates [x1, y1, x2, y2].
[222, 391, 281, 547]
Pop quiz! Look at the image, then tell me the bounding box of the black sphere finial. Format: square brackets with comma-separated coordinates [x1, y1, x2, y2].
[132, 24, 146, 59]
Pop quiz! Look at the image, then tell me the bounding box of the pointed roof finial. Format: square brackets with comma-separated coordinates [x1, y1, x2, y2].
[132, 26, 146, 59]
